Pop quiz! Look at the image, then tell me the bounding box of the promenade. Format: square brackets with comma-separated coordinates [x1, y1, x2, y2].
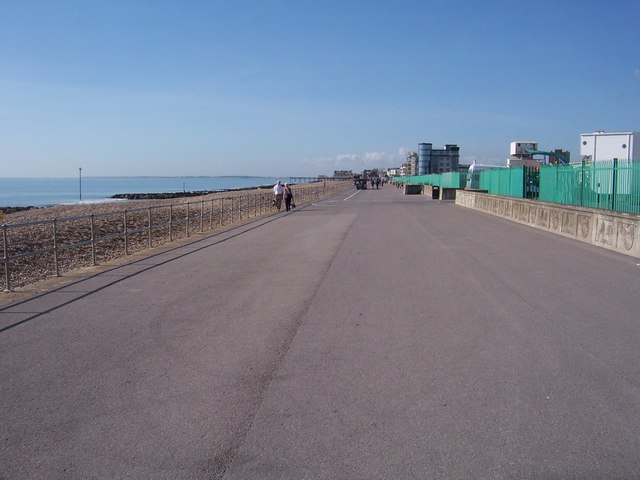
[2, 185, 640, 479]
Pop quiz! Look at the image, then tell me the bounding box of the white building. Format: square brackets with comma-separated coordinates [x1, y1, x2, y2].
[579, 131, 640, 196]
[580, 131, 639, 162]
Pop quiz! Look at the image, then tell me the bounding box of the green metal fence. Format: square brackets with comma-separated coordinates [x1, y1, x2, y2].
[393, 161, 640, 215]
[394, 172, 464, 188]
[479, 168, 521, 197]
[539, 160, 640, 214]
[395, 168, 533, 198]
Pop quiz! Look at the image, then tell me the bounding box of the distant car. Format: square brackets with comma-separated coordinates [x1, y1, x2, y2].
[355, 178, 368, 190]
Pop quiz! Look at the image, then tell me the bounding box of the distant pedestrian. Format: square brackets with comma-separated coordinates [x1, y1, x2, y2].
[376, 178, 380, 189]
[273, 180, 284, 211]
[283, 183, 294, 211]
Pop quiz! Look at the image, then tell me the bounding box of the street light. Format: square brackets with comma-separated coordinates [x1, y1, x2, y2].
[79, 167, 82, 200]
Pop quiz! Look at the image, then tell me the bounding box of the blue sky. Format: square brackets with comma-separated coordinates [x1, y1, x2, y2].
[1, 0, 639, 177]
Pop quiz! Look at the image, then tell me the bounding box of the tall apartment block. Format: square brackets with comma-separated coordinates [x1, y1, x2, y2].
[418, 143, 460, 175]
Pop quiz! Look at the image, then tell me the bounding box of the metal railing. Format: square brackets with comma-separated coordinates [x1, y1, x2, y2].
[394, 166, 540, 199]
[1, 182, 350, 291]
[539, 159, 640, 214]
[394, 161, 640, 214]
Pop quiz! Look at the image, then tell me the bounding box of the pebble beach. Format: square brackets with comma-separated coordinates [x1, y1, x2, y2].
[1, 186, 281, 292]
[1, 182, 349, 294]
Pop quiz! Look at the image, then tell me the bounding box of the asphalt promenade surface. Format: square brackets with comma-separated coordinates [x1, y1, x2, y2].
[2, 185, 640, 479]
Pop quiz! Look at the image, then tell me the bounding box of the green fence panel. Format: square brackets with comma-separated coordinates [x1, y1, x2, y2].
[439, 172, 462, 188]
[539, 160, 640, 214]
[395, 161, 639, 215]
[396, 172, 463, 188]
[479, 167, 525, 198]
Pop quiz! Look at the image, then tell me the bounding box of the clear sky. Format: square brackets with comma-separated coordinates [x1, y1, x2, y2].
[1, 0, 639, 178]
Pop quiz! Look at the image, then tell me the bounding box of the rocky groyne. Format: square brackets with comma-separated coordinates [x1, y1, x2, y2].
[0, 206, 40, 214]
[110, 184, 276, 201]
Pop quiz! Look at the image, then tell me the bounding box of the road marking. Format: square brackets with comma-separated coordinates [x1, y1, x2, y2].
[344, 191, 360, 201]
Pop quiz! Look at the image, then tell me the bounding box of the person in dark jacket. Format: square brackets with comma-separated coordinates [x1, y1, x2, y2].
[283, 183, 295, 211]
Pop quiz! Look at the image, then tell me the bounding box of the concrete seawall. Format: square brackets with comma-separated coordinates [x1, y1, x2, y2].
[456, 190, 640, 259]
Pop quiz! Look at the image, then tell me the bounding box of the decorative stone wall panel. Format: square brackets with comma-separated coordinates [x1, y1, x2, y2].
[549, 210, 560, 232]
[595, 218, 615, 247]
[577, 215, 591, 239]
[561, 212, 577, 235]
[616, 222, 636, 251]
[455, 191, 640, 259]
[536, 207, 549, 228]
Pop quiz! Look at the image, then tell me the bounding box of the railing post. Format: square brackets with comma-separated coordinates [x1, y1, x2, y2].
[231, 198, 234, 224]
[210, 199, 214, 229]
[612, 158, 618, 211]
[148, 207, 152, 248]
[124, 210, 129, 256]
[90, 214, 96, 266]
[169, 204, 173, 241]
[186, 202, 190, 237]
[200, 200, 204, 232]
[53, 219, 60, 277]
[580, 159, 585, 206]
[3, 224, 11, 292]
[220, 198, 224, 226]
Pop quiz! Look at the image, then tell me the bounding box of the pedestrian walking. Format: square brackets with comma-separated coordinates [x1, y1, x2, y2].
[273, 180, 284, 211]
[283, 183, 294, 211]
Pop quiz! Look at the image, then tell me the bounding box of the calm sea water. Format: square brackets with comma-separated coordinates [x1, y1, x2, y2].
[0, 177, 282, 207]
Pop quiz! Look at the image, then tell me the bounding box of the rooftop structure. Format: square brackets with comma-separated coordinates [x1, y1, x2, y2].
[580, 131, 639, 162]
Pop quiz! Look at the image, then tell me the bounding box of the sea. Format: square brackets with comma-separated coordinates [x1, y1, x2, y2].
[0, 176, 283, 208]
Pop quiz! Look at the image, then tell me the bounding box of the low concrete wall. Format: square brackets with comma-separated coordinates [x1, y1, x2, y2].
[404, 184, 422, 195]
[456, 190, 640, 259]
[440, 188, 457, 200]
[423, 185, 437, 198]
[422, 186, 456, 200]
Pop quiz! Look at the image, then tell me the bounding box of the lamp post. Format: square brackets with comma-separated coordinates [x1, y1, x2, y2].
[79, 167, 82, 201]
